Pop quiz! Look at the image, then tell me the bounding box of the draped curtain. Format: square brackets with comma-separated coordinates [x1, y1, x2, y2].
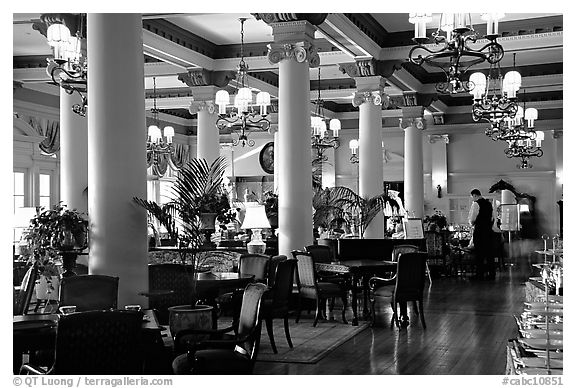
[147, 143, 190, 177]
[26, 116, 60, 155]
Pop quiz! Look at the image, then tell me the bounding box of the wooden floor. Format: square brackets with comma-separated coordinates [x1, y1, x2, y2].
[254, 257, 534, 375]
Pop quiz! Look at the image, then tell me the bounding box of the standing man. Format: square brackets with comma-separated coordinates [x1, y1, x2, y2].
[468, 188, 495, 280]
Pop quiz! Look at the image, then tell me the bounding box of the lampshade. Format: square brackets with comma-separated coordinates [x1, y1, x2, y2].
[241, 203, 270, 230]
[481, 13, 505, 36]
[503, 71, 522, 98]
[469, 72, 487, 99]
[163, 126, 174, 143]
[408, 13, 432, 39]
[215, 90, 230, 114]
[148, 125, 161, 143]
[47, 23, 71, 47]
[349, 139, 359, 153]
[329, 119, 341, 137]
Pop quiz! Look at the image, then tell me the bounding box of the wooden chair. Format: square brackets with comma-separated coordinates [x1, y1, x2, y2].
[13, 263, 38, 316]
[172, 283, 268, 375]
[291, 250, 348, 327]
[369, 252, 427, 329]
[59, 275, 119, 312]
[305, 244, 347, 284]
[148, 263, 193, 324]
[238, 253, 270, 282]
[260, 259, 297, 353]
[20, 310, 144, 374]
[393, 244, 432, 284]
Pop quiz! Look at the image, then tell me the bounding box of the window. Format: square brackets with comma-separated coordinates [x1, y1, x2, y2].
[13, 172, 25, 212]
[39, 173, 51, 208]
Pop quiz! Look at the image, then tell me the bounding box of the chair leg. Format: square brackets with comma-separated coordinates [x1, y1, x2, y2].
[418, 299, 426, 329]
[283, 315, 293, 348]
[328, 297, 335, 320]
[370, 297, 376, 327]
[265, 317, 278, 354]
[426, 261, 433, 284]
[313, 297, 322, 327]
[412, 300, 419, 316]
[295, 296, 302, 323]
[391, 300, 399, 328]
[340, 291, 348, 324]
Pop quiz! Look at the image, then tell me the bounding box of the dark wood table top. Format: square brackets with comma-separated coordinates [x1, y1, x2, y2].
[316, 260, 396, 274]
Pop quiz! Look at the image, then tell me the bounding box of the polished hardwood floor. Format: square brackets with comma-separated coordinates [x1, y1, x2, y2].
[254, 257, 534, 375]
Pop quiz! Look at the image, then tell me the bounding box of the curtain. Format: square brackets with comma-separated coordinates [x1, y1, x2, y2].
[26, 116, 60, 155]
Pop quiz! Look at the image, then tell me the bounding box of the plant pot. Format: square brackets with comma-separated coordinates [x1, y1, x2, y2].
[35, 275, 59, 301]
[168, 304, 214, 347]
[199, 213, 217, 230]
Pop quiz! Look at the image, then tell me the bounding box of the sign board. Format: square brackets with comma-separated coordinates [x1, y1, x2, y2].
[403, 218, 424, 239]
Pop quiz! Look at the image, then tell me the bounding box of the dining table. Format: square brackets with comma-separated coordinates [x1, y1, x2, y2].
[12, 309, 165, 374]
[315, 259, 397, 326]
[195, 272, 255, 328]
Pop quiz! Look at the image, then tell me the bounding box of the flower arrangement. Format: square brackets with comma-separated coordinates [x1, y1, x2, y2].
[424, 209, 448, 231]
[22, 203, 88, 295]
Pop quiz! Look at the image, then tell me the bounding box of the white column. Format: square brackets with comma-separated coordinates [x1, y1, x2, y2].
[188, 87, 220, 164]
[268, 21, 318, 257]
[87, 13, 148, 307]
[271, 127, 280, 193]
[60, 91, 88, 213]
[401, 106, 426, 219]
[354, 77, 385, 238]
[429, 134, 449, 198]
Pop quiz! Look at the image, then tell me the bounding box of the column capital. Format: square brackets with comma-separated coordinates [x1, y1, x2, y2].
[553, 129, 563, 139]
[265, 19, 320, 67]
[178, 69, 235, 88]
[400, 106, 426, 130]
[267, 41, 320, 68]
[252, 13, 327, 25]
[428, 134, 450, 144]
[339, 58, 403, 79]
[351, 76, 388, 108]
[188, 101, 217, 115]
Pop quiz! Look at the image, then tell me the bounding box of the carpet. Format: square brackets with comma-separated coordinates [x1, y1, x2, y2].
[256, 318, 370, 364]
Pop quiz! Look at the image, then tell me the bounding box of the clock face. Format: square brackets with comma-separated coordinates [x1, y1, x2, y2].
[259, 142, 274, 174]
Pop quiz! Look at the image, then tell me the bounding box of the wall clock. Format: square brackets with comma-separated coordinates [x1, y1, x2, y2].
[259, 142, 274, 174]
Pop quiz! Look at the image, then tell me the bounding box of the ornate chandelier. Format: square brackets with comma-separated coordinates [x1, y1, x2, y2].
[311, 68, 340, 161]
[42, 14, 87, 116]
[349, 139, 359, 164]
[500, 96, 543, 169]
[408, 13, 505, 94]
[470, 53, 521, 133]
[215, 18, 271, 147]
[147, 77, 175, 164]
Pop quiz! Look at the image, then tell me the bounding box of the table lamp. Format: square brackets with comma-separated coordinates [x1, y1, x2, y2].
[241, 202, 270, 254]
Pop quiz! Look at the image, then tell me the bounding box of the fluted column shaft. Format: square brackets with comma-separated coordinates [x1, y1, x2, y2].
[60, 91, 88, 213]
[401, 106, 425, 219]
[87, 13, 148, 307]
[193, 102, 219, 164]
[268, 21, 319, 257]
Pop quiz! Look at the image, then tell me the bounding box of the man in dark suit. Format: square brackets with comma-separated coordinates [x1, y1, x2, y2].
[468, 188, 495, 280]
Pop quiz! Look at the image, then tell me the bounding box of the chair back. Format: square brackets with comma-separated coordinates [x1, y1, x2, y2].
[291, 250, 317, 289]
[238, 254, 270, 282]
[53, 310, 143, 374]
[268, 259, 297, 309]
[392, 244, 419, 262]
[305, 244, 333, 264]
[394, 252, 427, 301]
[148, 264, 192, 323]
[59, 275, 119, 312]
[267, 255, 287, 287]
[236, 282, 268, 360]
[13, 263, 38, 315]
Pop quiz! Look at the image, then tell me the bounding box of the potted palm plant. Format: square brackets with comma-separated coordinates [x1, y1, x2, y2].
[313, 186, 398, 238]
[134, 157, 231, 338]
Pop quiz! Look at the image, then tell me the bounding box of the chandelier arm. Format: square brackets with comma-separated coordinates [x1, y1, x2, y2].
[408, 43, 453, 66]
